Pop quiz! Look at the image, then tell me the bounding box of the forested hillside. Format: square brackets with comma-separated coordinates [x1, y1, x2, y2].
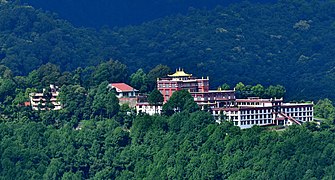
[107, 0, 335, 101]
[21, 0, 276, 27]
[1, 0, 335, 101]
[0, 1, 114, 74]
[0, 46, 334, 179]
[2, 112, 335, 179]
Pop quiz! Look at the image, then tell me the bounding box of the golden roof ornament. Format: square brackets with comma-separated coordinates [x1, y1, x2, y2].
[168, 68, 192, 77]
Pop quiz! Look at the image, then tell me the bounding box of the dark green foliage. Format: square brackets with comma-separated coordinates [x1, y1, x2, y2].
[220, 83, 231, 90]
[2, 102, 335, 179]
[314, 98, 335, 121]
[148, 89, 163, 106]
[1, 1, 335, 102]
[146, 64, 171, 91]
[92, 81, 120, 119]
[235, 82, 286, 99]
[90, 60, 128, 87]
[162, 89, 199, 115]
[58, 84, 91, 119]
[0, 2, 110, 75]
[1, 1, 335, 179]
[130, 68, 147, 93]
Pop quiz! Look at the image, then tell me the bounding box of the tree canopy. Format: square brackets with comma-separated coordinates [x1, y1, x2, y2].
[1, 1, 335, 101]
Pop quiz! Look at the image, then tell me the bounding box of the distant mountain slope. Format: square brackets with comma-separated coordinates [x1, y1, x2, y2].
[21, 0, 276, 28]
[1, 1, 335, 101]
[0, 1, 114, 73]
[105, 0, 335, 101]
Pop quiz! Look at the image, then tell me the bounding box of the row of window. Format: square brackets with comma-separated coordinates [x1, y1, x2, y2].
[241, 109, 272, 114]
[295, 117, 313, 121]
[282, 107, 313, 112]
[238, 102, 262, 106]
[241, 114, 273, 120]
[286, 112, 313, 117]
[137, 105, 161, 109]
[241, 119, 272, 125]
[158, 83, 177, 88]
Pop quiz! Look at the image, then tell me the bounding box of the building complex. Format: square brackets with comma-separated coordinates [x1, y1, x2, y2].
[27, 69, 313, 129]
[137, 69, 314, 129]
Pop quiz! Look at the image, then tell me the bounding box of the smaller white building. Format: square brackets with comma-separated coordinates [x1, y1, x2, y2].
[29, 84, 62, 110]
[136, 102, 162, 115]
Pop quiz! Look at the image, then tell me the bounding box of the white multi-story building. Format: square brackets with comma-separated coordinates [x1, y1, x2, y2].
[212, 97, 313, 129]
[29, 85, 62, 110]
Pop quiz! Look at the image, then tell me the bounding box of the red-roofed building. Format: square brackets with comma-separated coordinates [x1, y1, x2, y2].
[108, 83, 138, 98]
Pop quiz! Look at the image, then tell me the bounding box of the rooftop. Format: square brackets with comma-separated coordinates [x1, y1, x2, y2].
[110, 83, 138, 92]
[168, 68, 192, 77]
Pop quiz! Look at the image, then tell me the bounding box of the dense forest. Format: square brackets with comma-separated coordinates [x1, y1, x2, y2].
[0, 57, 335, 179]
[1, 0, 335, 102]
[21, 0, 277, 27]
[2, 1, 335, 178]
[2, 111, 335, 179]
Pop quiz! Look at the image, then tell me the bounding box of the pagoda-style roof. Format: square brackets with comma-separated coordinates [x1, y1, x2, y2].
[168, 69, 192, 77]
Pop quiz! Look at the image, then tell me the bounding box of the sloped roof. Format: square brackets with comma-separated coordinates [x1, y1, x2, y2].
[168, 69, 192, 77]
[110, 83, 138, 92]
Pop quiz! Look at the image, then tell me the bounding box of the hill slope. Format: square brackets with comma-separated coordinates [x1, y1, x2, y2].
[105, 0, 335, 101]
[1, 1, 335, 101]
[21, 0, 276, 27]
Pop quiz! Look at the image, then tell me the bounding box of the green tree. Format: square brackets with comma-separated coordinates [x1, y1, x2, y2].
[220, 83, 230, 90]
[148, 89, 164, 114]
[58, 85, 89, 118]
[251, 84, 265, 97]
[162, 90, 199, 115]
[235, 82, 247, 98]
[130, 68, 148, 92]
[92, 81, 120, 118]
[27, 63, 61, 90]
[146, 65, 171, 91]
[43, 158, 64, 179]
[314, 98, 335, 121]
[265, 85, 286, 98]
[0, 78, 16, 103]
[91, 60, 128, 87]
